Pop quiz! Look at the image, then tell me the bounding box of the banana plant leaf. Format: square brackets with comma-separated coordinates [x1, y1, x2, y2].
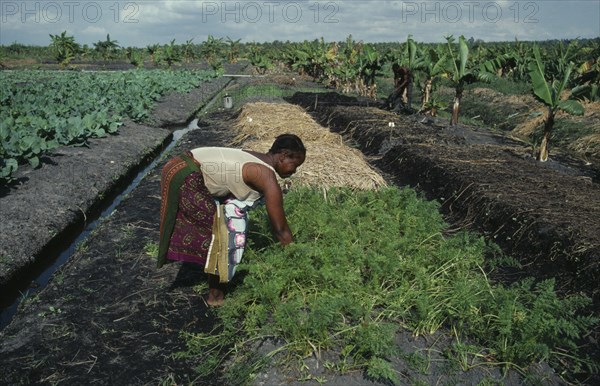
[558, 99, 585, 116]
[529, 46, 553, 105]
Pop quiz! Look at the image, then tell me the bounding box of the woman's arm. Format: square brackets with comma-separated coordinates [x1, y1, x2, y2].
[242, 163, 293, 245]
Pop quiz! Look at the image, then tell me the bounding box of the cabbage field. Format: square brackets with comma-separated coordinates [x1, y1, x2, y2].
[0, 69, 219, 182]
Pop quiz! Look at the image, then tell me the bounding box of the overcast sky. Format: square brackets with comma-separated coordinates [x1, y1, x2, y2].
[1, 0, 599, 47]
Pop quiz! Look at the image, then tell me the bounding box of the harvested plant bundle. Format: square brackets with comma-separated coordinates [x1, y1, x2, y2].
[232, 102, 387, 190]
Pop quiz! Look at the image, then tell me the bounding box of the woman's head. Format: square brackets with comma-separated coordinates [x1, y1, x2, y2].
[269, 134, 306, 156]
[269, 134, 306, 178]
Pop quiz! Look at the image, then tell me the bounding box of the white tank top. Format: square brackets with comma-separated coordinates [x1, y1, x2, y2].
[190, 147, 275, 202]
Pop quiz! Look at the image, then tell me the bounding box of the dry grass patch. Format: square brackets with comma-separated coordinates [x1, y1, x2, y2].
[232, 102, 387, 190]
[568, 101, 600, 157]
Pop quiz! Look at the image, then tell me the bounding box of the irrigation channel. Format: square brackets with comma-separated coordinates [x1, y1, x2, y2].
[0, 76, 236, 330]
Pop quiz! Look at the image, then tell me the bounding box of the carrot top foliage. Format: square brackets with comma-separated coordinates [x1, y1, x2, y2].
[178, 187, 597, 385]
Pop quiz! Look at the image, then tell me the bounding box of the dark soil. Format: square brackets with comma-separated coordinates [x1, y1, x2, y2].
[0, 68, 235, 305]
[0, 124, 235, 385]
[1, 71, 598, 385]
[0, 61, 243, 384]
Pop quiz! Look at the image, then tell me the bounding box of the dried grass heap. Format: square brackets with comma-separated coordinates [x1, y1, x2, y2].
[232, 102, 386, 190]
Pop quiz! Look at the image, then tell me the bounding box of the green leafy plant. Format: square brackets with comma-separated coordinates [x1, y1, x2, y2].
[528, 45, 585, 161]
[182, 38, 197, 63]
[572, 56, 600, 101]
[392, 35, 419, 108]
[0, 69, 219, 184]
[146, 44, 160, 65]
[125, 47, 144, 68]
[93, 34, 120, 62]
[49, 31, 79, 68]
[445, 35, 496, 125]
[417, 47, 448, 113]
[248, 44, 273, 75]
[144, 242, 159, 258]
[158, 39, 182, 69]
[200, 35, 224, 71]
[225, 37, 242, 63]
[357, 44, 382, 99]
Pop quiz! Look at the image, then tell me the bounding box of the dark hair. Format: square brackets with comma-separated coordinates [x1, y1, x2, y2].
[269, 134, 306, 156]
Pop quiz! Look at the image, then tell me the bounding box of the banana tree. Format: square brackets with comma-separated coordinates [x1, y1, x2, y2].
[571, 56, 600, 102]
[248, 44, 273, 75]
[125, 47, 144, 68]
[182, 39, 196, 63]
[323, 42, 340, 88]
[507, 39, 534, 81]
[93, 34, 119, 62]
[357, 44, 381, 98]
[147, 44, 159, 65]
[225, 37, 242, 63]
[416, 46, 447, 113]
[545, 40, 580, 81]
[200, 35, 224, 71]
[49, 31, 79, 68]
[163, 40, 179, 68]
[445, 35, 495, 126]
[529, 45, 585, 162]
[341, 35, 363, 93]
[400, 35, 418, 108]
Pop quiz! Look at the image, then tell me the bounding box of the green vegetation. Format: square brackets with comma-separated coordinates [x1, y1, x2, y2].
[93, 34, 120, 62]
[2, 36, 597, 136]
[466, 78, 532, 96]
[0, 69, 219, 184]
[199, 83, 328, 117]
[232, 83, 326, 102]
[444, 35, 496, 125]
[144, 241, 159, 258]
[176, 187, 597, 385]
[247, 44, 274, 75]
[49, 31, 79, 68]
[528, 45, 585, 161]
[433, 79, 532, 130]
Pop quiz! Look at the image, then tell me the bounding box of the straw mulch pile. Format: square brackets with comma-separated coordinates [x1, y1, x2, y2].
[231, 102, 387, 190]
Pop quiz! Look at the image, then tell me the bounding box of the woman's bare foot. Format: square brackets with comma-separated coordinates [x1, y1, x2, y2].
[207, 288, 224, 307]
[207, 274, 225, 307]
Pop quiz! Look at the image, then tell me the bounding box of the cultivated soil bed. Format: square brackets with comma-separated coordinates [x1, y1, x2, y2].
[1, 72, 598, 385]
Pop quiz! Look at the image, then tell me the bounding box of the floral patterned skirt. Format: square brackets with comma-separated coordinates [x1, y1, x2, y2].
[165, 171, 216, 266]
